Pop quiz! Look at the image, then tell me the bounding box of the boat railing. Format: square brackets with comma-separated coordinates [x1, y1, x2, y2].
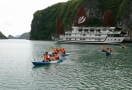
[63, 36, 106, 39]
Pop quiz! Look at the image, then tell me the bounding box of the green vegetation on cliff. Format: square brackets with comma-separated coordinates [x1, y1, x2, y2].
[30, 0, 84, 40]
[30, 0, 131, 40]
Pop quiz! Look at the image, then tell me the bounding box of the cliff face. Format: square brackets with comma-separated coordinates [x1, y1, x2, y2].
[30, 0, 132, 41]
[0, 31, 7, 39]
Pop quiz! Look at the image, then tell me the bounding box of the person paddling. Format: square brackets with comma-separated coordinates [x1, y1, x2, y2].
[52, 53, 60, 61]
[42, 52, 51, 62]
[106, 48, 111, 56]
[102, 46, 106, 52]
[122, 43, 127, 48]
[60, 47, 66, 54]
[109, 47, 113, 52]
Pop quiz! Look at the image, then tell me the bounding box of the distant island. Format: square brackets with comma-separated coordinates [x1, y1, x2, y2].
[0, 31, 30, 39]
[8, 32, 30, 39]
[0, 31, 7, 39]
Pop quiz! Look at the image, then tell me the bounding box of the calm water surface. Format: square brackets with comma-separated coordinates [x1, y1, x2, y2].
[0, 39, 132, 90]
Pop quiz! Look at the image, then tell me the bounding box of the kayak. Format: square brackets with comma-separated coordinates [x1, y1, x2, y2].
[61, 53, 70, 57]
[49, 53, 70, 57]
[102, 50, 107, 52]
[32, 59, 63, 65]
[106, 51, 111, 56]
[120, 46, 126, 48]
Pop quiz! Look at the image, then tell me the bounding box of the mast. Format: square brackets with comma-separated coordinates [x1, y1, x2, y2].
[56, 18, 64, 36]
[77, 6, 87, 26]
[103, 10, 115, 27]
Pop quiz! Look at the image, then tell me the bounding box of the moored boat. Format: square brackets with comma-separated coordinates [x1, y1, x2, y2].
[54, 6, 127, 44]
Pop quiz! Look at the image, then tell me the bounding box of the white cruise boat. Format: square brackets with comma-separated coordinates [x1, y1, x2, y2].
[57, 26, 126, 44]
[55, 7, 126, 44]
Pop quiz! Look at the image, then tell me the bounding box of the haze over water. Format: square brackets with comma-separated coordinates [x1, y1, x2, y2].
[0, 39, 132, 90]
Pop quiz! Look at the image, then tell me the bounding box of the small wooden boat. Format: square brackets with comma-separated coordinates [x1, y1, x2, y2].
[32, 59, 63, 65]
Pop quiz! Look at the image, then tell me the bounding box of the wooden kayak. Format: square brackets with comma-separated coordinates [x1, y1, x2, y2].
[32, 59, 63, 65]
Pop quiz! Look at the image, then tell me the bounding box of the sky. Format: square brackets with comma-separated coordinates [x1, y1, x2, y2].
[0, 0, 68, 37]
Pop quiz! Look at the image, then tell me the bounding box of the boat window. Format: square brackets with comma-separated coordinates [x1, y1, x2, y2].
[118, 39, 120, 41]
[115, 39, 116, 41]
[83, 39, 85, 40]
[98, 34, 101, 36]
[83, 34, 86, 36]
[84, 30, 88, 31]
[103, 28, 106, 31]
[109, 29, 112, 31]
[75, 39, 76, 40]
[90, 30, 94, 33]
[69, 34, 71, 36]
[96, 29, 101, 33]
[98, 39, 100, 41]
[79, 29, 82, 33]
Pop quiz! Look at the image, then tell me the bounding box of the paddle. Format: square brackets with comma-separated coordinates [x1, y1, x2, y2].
[112, 49, 116, 52]
[47, 47, 51, 51]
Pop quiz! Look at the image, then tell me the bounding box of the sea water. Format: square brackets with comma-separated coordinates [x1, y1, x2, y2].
[0, 39, 132, 90]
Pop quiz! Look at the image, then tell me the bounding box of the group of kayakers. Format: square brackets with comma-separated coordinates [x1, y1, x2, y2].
[102, 43, 128, 56]
[102, 46, 115, 56]
[42, 47, 66, 62]
[121, 43, 127, 48]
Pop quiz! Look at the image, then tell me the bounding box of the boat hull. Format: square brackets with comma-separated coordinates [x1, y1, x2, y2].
[57, 40, 122, 45]
[32, 59, 63, 65]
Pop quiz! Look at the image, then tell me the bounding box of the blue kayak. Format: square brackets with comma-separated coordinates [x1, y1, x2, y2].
[106, 51, 111, 56]
[102, 50, 107, 52]
[61, 53, 70, 57]
[32, 59, 63, 65]
[49, 53, 70, 57]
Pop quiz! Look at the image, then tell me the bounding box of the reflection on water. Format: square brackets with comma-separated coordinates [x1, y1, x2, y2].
[0, 39, 132, 90]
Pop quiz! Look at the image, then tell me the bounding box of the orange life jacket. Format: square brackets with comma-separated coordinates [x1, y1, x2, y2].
[56, 48, 59, 53]
[45, 54, 50, 60]
[60, 48, 63, 53]
[61, 49, 66, 54]
[54, 54, 59, 60]
[53, 50, 58, 54]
